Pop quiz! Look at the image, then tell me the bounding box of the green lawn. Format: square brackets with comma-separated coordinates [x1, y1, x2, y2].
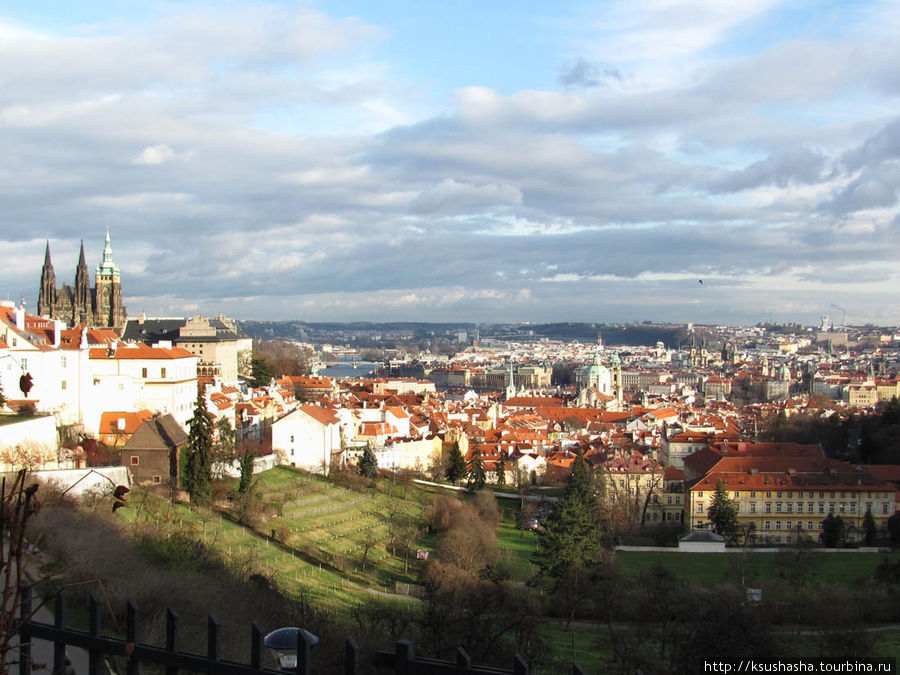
[615, 549, 900, 588]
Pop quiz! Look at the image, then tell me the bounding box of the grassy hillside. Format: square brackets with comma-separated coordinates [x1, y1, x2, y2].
[116, 467, 432, 614]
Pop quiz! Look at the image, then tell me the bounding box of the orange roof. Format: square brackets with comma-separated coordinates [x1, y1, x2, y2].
[300, 403, 340, 426]
[99, 410, 154, 435]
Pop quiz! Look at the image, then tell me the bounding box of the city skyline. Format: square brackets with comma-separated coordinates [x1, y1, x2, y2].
[1, 1, 899, 325]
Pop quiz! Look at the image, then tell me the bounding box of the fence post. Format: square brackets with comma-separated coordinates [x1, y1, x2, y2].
[165, 608, 179, 675]
[250, 622, 264, 670]
[456, 646, 471, 672]
[53, 591, 67, 674]
[513, 653, 529, 675]
[207, 614, 220, 664]
[395, 641, 414, 675]
[89, 593, 102, 675]
[126, 601, 139, 675]
[344, 638, 359, 675]
[18, 582, 32, 675]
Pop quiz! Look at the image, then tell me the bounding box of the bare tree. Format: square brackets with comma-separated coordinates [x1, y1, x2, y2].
[1, 471, 43, 673]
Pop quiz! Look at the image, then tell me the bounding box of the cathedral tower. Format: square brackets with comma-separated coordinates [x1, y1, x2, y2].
[37, 241, 57, 318]
[73, 241, 92, 325]
[94, 227, 126, 329]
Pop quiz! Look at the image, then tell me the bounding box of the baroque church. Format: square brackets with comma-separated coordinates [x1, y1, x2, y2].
[37, 229, 127, 330]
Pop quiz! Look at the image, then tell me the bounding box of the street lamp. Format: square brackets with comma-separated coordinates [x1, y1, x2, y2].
[263, 627, 319, 672]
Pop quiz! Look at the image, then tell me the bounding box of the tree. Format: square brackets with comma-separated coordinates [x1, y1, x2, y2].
[0, 379, 6, 408]
[359, 446, 378, 479]
[249, 355, 273, 388]
[445, 441, 467, 484]
[821, 513, 845, 548]
[888, 511, 900, 546]
[707, 480, 739, 544]
[466, 447, 486, 493]
[863, 510, 877, 546]
[211, 417, 237, 477]
[532, 452, 602, 624]
[238, 447, 255, 494]
[565, 451, 594, 506]
[184, 386, 214, 502]
[496, 451, 506, 486]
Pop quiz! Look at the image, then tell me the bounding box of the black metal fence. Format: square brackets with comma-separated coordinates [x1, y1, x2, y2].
[17, 586, 587, 674]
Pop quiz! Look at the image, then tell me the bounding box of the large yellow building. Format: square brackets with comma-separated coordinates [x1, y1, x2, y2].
[689, 454, 895, 544]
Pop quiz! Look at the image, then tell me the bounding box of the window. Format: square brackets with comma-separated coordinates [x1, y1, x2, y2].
[786, 503, 792, 513]
[153, 475, 161, 484]
[819, 503, 824, 513]
[866, 503, 872, 513]
[750, 503, 756, 513]
[884, 503, 890, 514]
[697, 503, 704, 513]
[808, 503, 814, 513]
[61, 380, 66, 390]
[788, 491, 793, 498]
[850, 503, 856, 513]
[765, 503, 771, 513]
[118, 383, 124, 391]
[797, 502, 802, 512]
[161, 367, 167, 378]
[667, 496, 672, 505]
[142, 367, 148, 378]
[698, 492, 704, 497]
[21, 358, 27, 370]
[750, 491, 756, 498]
[765, 521, 771, 530]
[130, 456, 139, 465]
[777, 491, 782, 498]
[797, 521, 803, 530]
[766, 491, 772, 498]
[776, 503, 782, 513]
[818, 522, 824, 530]
[61, 356, 67, 368]
[290, 435, 294, 443]
[808, 521, 813, 530]
[776, 521, 782, 530]
[828, 503, 835, 513]
[840, 491, 845, 498]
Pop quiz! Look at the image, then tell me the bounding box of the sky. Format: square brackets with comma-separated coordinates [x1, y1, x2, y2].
[1, 0, 899, 326]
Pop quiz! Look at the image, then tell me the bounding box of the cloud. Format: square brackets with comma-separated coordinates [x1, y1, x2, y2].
[711, 147, 828, 193]
[2, 2, 900, 324]
[409, 179, 522, 214]
[132, 144, 177, 165]
[558, 58, 624, 88]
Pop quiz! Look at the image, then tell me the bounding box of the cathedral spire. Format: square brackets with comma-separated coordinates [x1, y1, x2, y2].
[74, 239, 92, 325]
[38, 240, 57, 318]
[96, 226, 120, 277]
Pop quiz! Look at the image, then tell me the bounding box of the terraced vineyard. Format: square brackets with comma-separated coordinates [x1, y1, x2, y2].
[120, 467, 432, 614]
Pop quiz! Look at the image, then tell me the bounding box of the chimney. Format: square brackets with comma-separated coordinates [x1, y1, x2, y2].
[53, 320, 62, 348]
[14, 305, 24, 331]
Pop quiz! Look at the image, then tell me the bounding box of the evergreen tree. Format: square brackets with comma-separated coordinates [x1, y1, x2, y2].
[0, 379, 6, 408]
[185, 386, 214, 502]
[212, 417, 236, 469]
[496, 451, 506, 486]
[863, 510, 877, 546]
[249, 356, 273, 388]
[708, 480, 739, 544]
[821, 513, 845, 547]
[565, 450, 594, 506]
[238, 447, 255, 494]
[359, 445, 378, 478]
[466, 447, 486, 493]
[532, 454, 602, 622]
[445, 441, 467, 484]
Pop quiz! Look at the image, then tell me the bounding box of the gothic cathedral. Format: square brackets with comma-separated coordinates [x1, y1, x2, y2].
[37, 229, 127, 330]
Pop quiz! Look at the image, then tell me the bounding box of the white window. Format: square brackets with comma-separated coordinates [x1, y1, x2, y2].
[61, 357, 67, 368]
[130, 456, 139, 465]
